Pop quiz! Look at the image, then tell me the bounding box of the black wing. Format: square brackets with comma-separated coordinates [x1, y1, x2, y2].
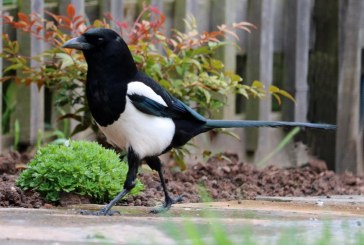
[128, 72, 206, 122]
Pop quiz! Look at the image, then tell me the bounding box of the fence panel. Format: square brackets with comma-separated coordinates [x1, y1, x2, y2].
[1, 0, 362, 173]
[13, 0, 45, 145]
[282, 0, 310, 123]
[245, 0, 274, 156]
[0, 0, 3, 151]
[336, 0, 364, 173]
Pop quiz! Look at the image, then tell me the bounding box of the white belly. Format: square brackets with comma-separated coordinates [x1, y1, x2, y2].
[98, 98, 175, 159]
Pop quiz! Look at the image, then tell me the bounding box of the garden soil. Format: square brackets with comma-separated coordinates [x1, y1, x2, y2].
[1, 151, 363, 209]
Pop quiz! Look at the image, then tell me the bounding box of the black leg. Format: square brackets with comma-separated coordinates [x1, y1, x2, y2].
[80, 147, 140, 216]
[145, 156, 183, 213]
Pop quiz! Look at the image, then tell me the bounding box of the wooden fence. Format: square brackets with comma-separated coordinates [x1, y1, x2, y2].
[0, 0, 363, 173]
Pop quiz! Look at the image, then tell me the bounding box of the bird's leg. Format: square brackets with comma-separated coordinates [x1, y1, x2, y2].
[145, 156, 183, 214]
[80, 148, 140, 216]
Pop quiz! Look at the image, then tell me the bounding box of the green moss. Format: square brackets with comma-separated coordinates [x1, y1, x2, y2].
[17, 140, 143, 203]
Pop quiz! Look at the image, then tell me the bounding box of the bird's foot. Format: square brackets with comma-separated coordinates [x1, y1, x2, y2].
[150, 195, 183, 214]
[80, 208, 120, 216]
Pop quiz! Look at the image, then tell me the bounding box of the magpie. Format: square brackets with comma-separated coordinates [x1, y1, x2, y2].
[63, 28, 336, 215]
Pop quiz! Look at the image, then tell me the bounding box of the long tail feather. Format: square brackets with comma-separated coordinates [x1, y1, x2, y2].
[205, 120, 336, 130]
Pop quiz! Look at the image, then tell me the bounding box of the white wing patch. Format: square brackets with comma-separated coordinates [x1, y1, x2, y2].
[127, 81, 167, 106]
[98, 81, 175, 158]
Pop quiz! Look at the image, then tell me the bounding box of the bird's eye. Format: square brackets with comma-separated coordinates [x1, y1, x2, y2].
[97, 37, 104, 42]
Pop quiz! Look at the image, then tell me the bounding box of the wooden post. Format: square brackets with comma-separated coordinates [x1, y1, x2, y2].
[151, 0, 175, 38]
[14, 0, 45, 145]
[282, 0, 310, 123]
[307, 0, 339, 169]
[58, 0, 85, 139]
[100, 0, 124, 31]
[235, 0, 249, 52]
[211, 0, 237, 119]
[245, 0, 273, 155]
[336, 0, 363, 174]
[188, 0, 211, 33]
[0, 0, 3, 152]
[174, 0, 189, 32]
[174, 0, 211, 33]
[30, 0, 44, 144]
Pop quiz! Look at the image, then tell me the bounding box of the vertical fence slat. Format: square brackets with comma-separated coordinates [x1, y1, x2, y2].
[283, 0, 310, 122]
[307, 0, 339, 169]
[58, 0, 85, 140]
[235, 0, 248, 53]
[336, 0, 364, 173]
[245, 0, 273, 155]
[14, 0, 45, 145]
[174, 0, 192, 32]
[0, 0, 3, 152]
[174, 0, 210, 33]
[211, 0, 237, 119]
[150, 0, 174, 38]
[100, 0, 124, 31]
[30, 0, 44, 144]
[190, 0, 212, 33]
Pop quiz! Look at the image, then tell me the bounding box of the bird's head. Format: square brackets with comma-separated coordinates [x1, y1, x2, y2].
[63, 28, 137, 80]
[63, 28, 123, 51]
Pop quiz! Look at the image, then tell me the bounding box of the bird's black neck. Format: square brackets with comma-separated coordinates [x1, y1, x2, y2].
[83, 44, 138, 126]
[84, 41, 137, 83]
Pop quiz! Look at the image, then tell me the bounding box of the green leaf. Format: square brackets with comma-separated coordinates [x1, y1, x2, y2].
[176, 66, 184, 76]
[272, 93, 282, 105]
[133, 54, 143, 63]
[56, 53, 74, 69]
[199, 87, 211, 103]
[191, 46, 211, 56]
[4, 63, 24, 73]
[252, 80, 265, 89]
[276, 90, 296, 103]
[210, 59, 224, 69]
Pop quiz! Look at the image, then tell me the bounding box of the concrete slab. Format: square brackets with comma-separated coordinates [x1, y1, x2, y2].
[0, 197, 363, 244]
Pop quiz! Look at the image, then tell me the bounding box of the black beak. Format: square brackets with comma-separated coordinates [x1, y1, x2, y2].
[62, 36, 93, 50]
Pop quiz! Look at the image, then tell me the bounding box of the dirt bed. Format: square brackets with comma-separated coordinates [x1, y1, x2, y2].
[1, 152, 363, 208]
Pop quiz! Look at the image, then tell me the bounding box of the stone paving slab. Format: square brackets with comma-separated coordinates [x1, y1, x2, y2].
[0, 197, 363, 244]
[256, 195, 364, 205]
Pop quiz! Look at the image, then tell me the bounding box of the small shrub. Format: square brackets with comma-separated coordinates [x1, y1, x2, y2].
[16, 140, 143, 203]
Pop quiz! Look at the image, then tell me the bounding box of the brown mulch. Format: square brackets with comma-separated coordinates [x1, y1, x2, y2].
[0, 152, 44, 208]
[0, 151, 363, 208]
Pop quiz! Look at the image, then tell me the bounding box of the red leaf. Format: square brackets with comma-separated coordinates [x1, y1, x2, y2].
[14, 21, 28, 29]
[104, 12, 113, 21]
[29, 20, 36, 27]
[116, 21, 128, 29]
[2, 15, 14, 24]
[75, 20, 85, 29]
[67, 4, 76, 19]
[36, 25, 43, 34]
[73, 15, 83, 23]
[149, 6, 161, 15]
[60, 16, 72, 26]
[45, 11, 57, 22]
[18, 12, 29, 23]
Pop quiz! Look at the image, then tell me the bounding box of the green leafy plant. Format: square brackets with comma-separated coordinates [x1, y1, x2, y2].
[16, 140, 143, 202]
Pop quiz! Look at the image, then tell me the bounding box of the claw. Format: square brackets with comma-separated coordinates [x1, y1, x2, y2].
[150, 195, 183, 214]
